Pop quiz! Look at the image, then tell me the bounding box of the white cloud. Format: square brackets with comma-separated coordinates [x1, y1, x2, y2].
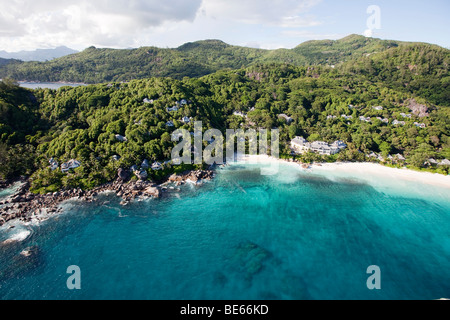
[0, 0, 325, 51]
[279, 15, 322, 28]
[0, 0, 203, 50]
[281, 30, 343, 40]
[200, 0, 322, 27]
[0, 12, 25, 36]
[363, 29, 374, 38]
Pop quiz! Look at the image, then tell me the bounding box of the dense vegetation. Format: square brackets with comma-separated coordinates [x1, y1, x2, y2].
[0, 58, 14, 67]
[0, 40, 268, 84]
[2, 35, 446, 86]
[0, 35, 449, 193]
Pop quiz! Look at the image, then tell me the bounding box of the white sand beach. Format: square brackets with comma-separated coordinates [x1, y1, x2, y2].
[311, 162, 450, 190]
[238, 155, 450, 190]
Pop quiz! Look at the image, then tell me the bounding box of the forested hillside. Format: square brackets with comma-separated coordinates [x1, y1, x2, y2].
[1, 55, 449, 193]
[0, 40, 268, 84]
[2, 35, 447, 86]
[0, 58, 14, 67]
[339, 42, 450, 106]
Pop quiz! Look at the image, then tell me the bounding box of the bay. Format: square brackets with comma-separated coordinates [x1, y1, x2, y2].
[0, 162, 449, 300]
[18, 82, 86, 90]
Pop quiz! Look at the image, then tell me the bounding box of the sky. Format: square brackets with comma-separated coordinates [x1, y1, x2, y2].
[0, 0, 449, 52]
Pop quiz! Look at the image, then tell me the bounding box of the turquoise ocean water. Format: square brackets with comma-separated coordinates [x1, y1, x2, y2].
[1, 163, 449, 300]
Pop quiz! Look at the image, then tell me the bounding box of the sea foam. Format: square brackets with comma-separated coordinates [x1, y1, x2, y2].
[1, 230, 31, 244]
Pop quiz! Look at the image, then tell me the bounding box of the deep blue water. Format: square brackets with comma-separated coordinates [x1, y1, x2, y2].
[1, 163, 450, 300]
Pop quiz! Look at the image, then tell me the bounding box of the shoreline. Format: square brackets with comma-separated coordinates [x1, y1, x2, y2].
[18, 80, 87, 86]
[0, 170, 214, 228]
[1, 157, 449, 228]
[309, 162, 450, 189]
[0, 177, 23, 190]
[237, 155, 450, 189]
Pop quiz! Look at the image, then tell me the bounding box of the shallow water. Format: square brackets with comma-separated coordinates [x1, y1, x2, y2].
[1, 163, 449, 300]
[0, 182, 23, 199]
[19, 82, 86, 90]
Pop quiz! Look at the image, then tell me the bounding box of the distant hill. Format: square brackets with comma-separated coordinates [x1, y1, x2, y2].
[0, 35, 447, 92]
[0, 37, 449, 185]
[0, 57, 14, 67]
[257, 34, 401, 66]
[0, 46, 78, 62]
[0, 40, 267, 83]
[292, 34, 401, 65]
[338, 41, 450, 106]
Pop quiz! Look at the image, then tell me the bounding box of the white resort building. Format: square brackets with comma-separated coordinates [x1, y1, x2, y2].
[61, 159, 81, 173]
[115, 134, 128, 142]
[152, 162, 163, 171]
[291, 137, 347, 156]
[49, 158, 59, 171]
[182, 117, 191, 124]
[278, 114, 294, 124]
[167, 105, 179, 112]
[233, 111, 247, 118]
[376, 117, 389, 124]
[414, 122, 427, 129]
[392, 120, 406, 126]
[400, 113, 412, 119]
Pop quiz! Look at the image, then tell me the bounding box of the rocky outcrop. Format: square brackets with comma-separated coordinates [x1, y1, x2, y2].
[117, 168, 130, 181]
[113, 180, 160, 204]
[168, 170, 214, 186]
[0, 179, 12, 189]
[406, 99, 429, 118]
[0, 169, 215, 227]
[135, 170, 148, 181]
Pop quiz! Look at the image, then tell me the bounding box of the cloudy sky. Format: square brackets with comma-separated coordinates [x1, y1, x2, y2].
[0, 0, 449, 52]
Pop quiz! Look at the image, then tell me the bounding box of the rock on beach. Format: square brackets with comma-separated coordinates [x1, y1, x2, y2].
[0, 169, 214, 226]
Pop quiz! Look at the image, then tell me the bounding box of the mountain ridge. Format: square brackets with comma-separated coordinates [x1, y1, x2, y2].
[0, 46, 78, 62]
[0, 34, 447, 86]
[0, 35, 449, 188]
